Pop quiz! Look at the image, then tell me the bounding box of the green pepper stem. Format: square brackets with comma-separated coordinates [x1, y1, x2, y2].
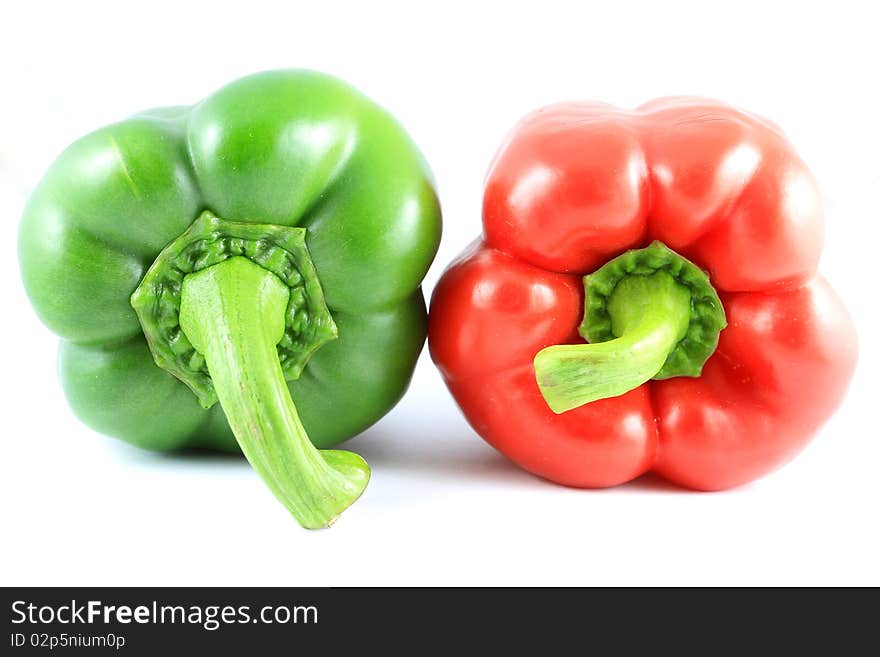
[534, 271, 692, 414]
[179, 256, 369, 529]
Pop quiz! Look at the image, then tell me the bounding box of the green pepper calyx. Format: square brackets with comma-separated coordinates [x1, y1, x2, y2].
[131, 211, 337, 408]
[533, 241, 727, 414]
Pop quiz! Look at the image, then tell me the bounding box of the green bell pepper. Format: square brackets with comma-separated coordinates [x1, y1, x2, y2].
[18, 70, 442, 528]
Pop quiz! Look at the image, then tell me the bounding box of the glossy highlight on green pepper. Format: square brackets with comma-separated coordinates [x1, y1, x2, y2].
[19, 70, 442, 528]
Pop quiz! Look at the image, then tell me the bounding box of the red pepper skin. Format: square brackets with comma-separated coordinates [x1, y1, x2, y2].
[429, 98, 857, 490]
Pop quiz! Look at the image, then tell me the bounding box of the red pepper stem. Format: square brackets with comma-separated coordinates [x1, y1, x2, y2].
[534, 271, 692, 413]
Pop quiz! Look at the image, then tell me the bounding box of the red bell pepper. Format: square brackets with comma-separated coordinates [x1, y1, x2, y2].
[429, 98, 857, 490]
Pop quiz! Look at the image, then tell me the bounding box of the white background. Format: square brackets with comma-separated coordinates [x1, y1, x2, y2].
[2, 0, 878, 586]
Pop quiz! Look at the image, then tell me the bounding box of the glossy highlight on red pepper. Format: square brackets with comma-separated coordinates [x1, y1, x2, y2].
[429, 98, 857, 491]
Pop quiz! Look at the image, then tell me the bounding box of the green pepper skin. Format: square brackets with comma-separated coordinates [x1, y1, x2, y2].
[20, 70, 441, 452]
